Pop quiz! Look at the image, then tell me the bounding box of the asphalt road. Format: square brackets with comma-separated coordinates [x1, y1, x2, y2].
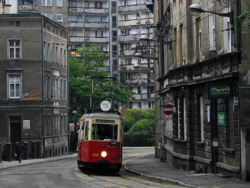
[0, 147, 181, 188]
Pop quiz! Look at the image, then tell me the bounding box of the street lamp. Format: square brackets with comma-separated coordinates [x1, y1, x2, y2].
[189, 4, 234, 25]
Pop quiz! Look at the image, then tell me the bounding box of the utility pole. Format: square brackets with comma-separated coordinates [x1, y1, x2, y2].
[109, 0, 113, 76]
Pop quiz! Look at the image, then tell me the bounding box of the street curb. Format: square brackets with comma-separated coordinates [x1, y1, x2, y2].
[0, 153, 77, 170]
[123, 155, 196, 188]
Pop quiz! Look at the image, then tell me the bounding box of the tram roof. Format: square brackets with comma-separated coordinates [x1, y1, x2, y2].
[79, 112, 122, 120]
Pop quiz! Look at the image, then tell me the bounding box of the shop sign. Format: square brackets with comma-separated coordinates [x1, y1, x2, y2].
[208, 84, 231, 99]
[217, 113, 225, 126]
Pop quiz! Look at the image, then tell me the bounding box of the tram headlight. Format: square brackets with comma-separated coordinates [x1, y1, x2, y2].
[101, 151, 107, 158]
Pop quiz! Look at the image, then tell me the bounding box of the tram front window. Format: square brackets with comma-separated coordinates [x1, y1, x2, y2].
[92, 124, 118, 141]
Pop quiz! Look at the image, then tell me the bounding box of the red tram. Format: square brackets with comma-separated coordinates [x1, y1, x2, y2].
[77, 111, 123, 172]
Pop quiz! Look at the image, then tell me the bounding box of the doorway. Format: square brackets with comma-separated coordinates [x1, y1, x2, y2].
[10, 116, 22, 144]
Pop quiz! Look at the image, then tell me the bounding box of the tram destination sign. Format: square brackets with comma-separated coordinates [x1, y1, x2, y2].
[208, 84, 232, 99]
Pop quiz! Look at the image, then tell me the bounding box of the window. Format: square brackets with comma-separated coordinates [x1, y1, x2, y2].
[224, 5, 232, 53]
[47, 43, 51, 62]
[179, 24, 183, 66]
[183, 97, 187, 141]
[57, 14, 63, 22]
[8, 75, 21, 99]
[111, 2, 116, 13]
[112, 16, 116, 27]
[174, 28, 177, 67]
[112, 45, 117, 56]
[43, 13, 52, 20]
[69, 1, 76, 8]
[112, 31, 117, 41]
[121, 28, 131, 35]
[9, 40, 21, 59]
[177, 98, 181, 139]
[96, 30, 103, 38]
[95, 2, 103, 9]
[84, 1, 89, 8]
[137, 87, 141, 94]
[57, 0, 63, 7]
[200, 96, 204, 142]
[42, 0, 52, 6]
[84, 30, 90, 37]
[92, 124, 118, 141]
[125, 0, 131, 6]
[195, 18, 201, 62]
[209, 14, 216, 51]
[96, 16, 102, 23]
[69, 16, 77, 22]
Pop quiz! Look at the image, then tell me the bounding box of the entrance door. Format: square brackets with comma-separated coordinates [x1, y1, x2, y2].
[10, 117, 21, 144]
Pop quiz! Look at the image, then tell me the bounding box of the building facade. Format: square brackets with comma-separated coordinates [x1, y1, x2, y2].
[0, 13, 69, 158]
[154, 0, 250, 180]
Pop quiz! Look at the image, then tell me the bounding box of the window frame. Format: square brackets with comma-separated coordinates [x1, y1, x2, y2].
[57, 0, 63, 7]
[57, 14, 63, 22]
[8, 39, 21, 59]
[42, 0, 52, 6]
[7, 74, 22, 99]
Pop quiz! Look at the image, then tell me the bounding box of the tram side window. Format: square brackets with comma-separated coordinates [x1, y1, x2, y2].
[92, 124, 118, 141]
[84, 121, 89, 140]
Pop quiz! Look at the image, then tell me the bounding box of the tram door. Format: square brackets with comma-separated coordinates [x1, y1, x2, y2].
[10, 116, 21, 144]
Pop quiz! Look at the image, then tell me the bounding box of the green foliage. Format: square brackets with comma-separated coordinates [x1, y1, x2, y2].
[238, 11, 250, 28]
[122, 109, 155, 146]
[69, 45, 134, 121]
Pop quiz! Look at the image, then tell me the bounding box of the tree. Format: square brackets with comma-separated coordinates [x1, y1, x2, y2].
[122, 109, 155, 146]
[69, 45, 134, 121]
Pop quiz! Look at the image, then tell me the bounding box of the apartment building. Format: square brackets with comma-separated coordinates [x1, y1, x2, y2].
[153, 0, 250, 180]
[68, 0, 155, 110]
[118, 0, 155, 110]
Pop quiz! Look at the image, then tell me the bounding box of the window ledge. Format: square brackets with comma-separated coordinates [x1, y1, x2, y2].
[163, 134, 173, 139]
[222, 148, 235, 154]
[195, 142, 205, 146]
[174, 139, 187, 143]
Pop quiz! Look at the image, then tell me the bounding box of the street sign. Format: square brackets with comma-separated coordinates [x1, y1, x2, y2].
[163, 104, 174, 115]
[100, 101, 111, 111]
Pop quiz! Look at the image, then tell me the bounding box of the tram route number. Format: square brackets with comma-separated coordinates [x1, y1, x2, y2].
[100, 101, 111, 111]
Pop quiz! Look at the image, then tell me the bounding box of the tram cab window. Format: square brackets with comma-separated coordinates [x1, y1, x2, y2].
[92, 124, 118, 141]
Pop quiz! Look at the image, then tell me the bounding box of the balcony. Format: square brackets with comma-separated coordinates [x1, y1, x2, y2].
[118, 19, 139, 27]
[84, 22, 109, 29]
[119, 34, 140, 42]
[118, 4, 140, 12]
[84, 8, 108, 14]
[68, 7, 84, 13]
[68, 22, 84, 28]
[19, 4, 37, 12]
[69, 36, 84, 43]
[84, 37, 109, 43]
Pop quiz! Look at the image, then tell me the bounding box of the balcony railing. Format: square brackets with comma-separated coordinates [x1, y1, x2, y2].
[118, 19, 139, 27]
[69, 36, 84, 43]
[68, 7, 83, 13]
[84, 22, 109, 28]
[84, 8, 108, 14]
[119, 34, 140, 42]
[19, 4, 37, 12]
[84, 37, 109, 43]
[118, 4, 140, 12]
[68, 22, 84, 28]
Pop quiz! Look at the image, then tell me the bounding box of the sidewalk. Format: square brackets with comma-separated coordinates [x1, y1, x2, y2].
[0, 153, 77, 170]
[124, 154, 250, 188]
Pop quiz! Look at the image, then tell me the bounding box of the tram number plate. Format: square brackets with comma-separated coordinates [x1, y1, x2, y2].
[92, 153, 99, 157]
[110, 141, 118, 146]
